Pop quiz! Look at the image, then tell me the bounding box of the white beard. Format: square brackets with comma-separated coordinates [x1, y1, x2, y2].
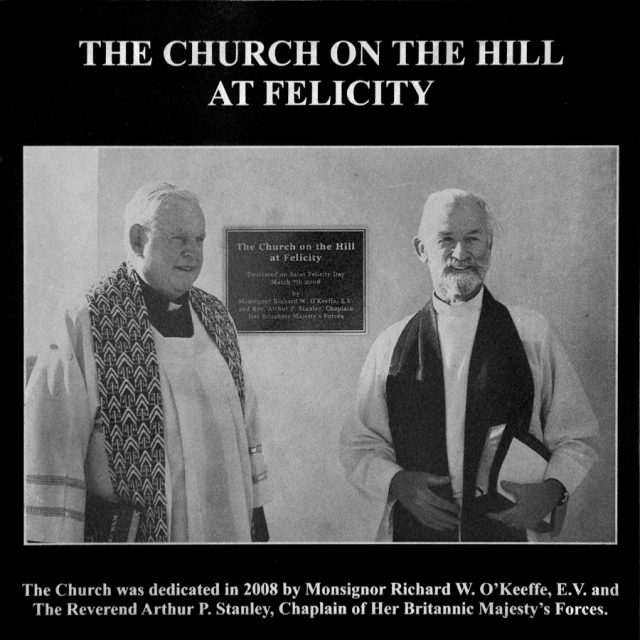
[435, 257, 490, 302]
[437, 270, 482, 301]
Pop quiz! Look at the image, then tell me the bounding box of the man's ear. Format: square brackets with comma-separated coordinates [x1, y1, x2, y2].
[129, 224, 148, 257]
[413, 236, 428, 263]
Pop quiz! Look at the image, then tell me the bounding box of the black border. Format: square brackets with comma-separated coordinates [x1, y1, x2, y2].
[7, 0, 638, 634]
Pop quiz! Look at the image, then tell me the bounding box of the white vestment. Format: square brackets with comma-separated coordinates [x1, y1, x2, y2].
[435, 287, 484, 504]
[25, 296, 270, 542]
[340, 291, 599, 541]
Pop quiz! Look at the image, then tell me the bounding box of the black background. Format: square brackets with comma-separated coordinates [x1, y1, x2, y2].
[4, 1, 638, 634]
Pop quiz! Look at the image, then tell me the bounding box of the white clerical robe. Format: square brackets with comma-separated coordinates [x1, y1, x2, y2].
[434, 288, 484, 505]
[339, 290, 599, 542]
[25, 296, 270, 543]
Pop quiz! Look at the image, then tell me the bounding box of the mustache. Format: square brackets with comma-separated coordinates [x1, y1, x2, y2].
[443, 259, 480, 274]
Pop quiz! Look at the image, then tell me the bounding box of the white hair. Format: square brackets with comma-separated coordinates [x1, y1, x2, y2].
[418, 188, 496, 246]
[123, 182, 202, 253]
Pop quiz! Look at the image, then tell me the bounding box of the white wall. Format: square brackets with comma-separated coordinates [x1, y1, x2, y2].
[24, 147, 99, 359]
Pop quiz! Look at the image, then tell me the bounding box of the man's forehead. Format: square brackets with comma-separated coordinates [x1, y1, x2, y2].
[421, 197, 488, 235]
[153, 199, 205, 229]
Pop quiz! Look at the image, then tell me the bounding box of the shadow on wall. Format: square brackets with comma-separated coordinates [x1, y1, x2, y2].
[25, 356, 37, 385]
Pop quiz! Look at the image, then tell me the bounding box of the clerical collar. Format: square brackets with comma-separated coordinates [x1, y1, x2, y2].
[432, 286, 484, 317]
[135, 272, 194, 337]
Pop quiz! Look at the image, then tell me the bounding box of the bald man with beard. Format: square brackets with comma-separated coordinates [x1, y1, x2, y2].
[340, 188, 599, 542]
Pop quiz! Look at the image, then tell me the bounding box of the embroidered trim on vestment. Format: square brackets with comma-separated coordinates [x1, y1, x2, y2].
[26, 506, 85, 522]
[26, 475, 86, 489]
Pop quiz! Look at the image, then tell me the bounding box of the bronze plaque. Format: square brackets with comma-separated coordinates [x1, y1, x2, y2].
[226, 228, 366, 332]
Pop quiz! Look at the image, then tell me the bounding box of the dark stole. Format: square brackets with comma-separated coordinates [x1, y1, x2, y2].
[386, 288, 535, 542]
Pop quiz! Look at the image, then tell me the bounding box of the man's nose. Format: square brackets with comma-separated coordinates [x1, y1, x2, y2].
[182, 240, 201, 259]
[451, 241, 468, 260]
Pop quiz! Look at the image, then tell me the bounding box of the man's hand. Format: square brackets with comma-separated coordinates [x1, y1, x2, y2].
[389, 471, 460, 531]
[486, 479, 564, 530]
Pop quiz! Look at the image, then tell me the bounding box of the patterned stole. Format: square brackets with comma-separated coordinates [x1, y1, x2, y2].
[86, 262, 245, 542]
[386, 288, 534, 542]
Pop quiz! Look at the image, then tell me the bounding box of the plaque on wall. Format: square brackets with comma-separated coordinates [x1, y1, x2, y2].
[226, 228, 366, 332]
